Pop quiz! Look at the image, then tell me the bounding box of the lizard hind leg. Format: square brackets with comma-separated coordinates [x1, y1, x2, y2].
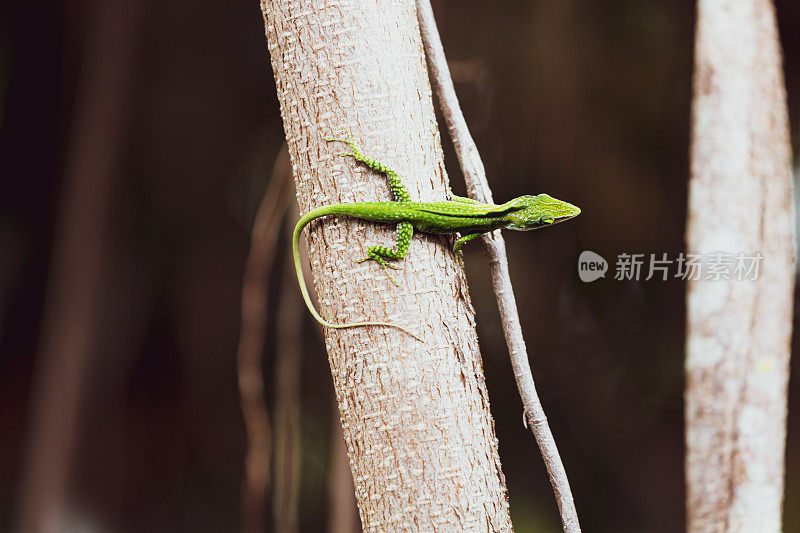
[355, 222, 413, 286]
[356, 252, 400, 286]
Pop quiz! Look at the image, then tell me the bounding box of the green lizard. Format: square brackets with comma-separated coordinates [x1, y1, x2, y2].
[293, 138, 581, 339]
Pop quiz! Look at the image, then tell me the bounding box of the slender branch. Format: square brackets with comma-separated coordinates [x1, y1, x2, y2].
[416, 1, 581, 531]
[327, 403, 360, 533]
[237, 144, 292, 533]
[272, 203, 303, 533]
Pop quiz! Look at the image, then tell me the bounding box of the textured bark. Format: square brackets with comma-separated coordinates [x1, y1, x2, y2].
[260, 0, 512, 530]
[686, 1, 794, 532]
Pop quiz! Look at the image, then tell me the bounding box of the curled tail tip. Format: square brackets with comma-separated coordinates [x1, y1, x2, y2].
[328, 321, 424, 342]
[403, 327, 425, 342]
[384, 324, 425, 342]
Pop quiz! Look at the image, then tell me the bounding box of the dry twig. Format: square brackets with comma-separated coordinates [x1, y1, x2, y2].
[416, 1, 581, 531]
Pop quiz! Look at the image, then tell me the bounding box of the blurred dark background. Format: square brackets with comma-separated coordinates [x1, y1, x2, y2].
[1, 0, 798, 531]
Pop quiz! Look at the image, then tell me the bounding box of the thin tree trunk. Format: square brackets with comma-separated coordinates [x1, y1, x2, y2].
[416, 2, 580, 531]
[237, 144, 293, 533]
[328, 405, 359, 533]
[686, 1, 794, 532]
[273, 216, 303, 533]
[260, 1, 512, 529]
[18, 1, 141, 531]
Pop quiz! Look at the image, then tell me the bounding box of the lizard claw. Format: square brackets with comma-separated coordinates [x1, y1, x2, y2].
[355, 255, 401, 285]
[324, 135, 359, 160]
[324, 130, 354, 145]
[455, 251, 465, 269]
[376, 260, 400, 285]
[383, 268, 400, 286]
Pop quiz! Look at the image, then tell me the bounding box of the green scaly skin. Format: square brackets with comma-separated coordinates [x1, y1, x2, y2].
[293, 138, 581, 340]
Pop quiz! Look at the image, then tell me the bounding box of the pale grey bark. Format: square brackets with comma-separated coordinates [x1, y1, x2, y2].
[415, 1, 580, 532]
[686, 1, 794, 532]
[260, 0, 512, 530]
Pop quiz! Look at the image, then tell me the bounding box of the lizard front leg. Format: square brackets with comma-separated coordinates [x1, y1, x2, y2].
[325, 137, 412, 203]
[453, 232, 482, 255]
[451, 232, 482, 268]
[356, 222, 413, 286]
[449, 193, 480, 204]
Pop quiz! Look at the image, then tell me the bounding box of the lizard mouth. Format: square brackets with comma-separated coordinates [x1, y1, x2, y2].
[529, 210, 580, 230]
[557, 212, 580, 222]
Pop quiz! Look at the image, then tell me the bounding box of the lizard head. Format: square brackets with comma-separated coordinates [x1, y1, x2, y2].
[503, 194, 581, 231]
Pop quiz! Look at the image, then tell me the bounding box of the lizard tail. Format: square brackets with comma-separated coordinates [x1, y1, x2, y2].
[293, 206, 423, 341]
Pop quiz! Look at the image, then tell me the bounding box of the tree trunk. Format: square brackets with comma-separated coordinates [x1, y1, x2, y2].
[260, 0, 512, 530]
[685, 1, 794, 532]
